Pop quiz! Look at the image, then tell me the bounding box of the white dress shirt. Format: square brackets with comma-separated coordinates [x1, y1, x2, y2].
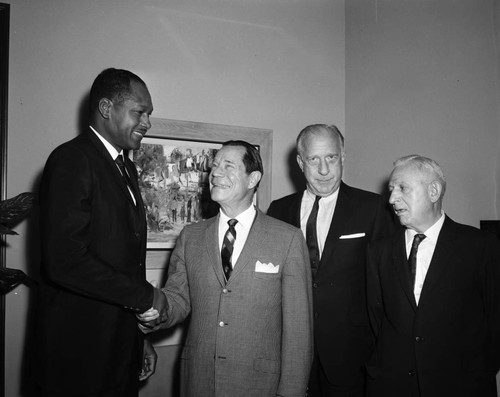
[218, 205, 257, 268]
[405, 211, 445, 304]
[90, 125, 136, 204]
[300, 189, 338, 260]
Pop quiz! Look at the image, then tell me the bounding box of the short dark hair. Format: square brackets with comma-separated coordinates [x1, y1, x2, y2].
[89, 68, 146, 114]
[221, 140, 263, 189]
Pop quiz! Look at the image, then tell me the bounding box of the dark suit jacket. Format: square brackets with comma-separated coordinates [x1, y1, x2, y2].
[366, 216, 500, 397]
[35, 131, 154, 396]
[162, 210, 313, 397]
[267, 182, 393, 386]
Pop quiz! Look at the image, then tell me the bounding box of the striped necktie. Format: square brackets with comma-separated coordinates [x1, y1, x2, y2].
[221, 219, 238, 282]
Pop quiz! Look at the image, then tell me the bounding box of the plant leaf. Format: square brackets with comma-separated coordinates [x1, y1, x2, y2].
[0, 224, 17, 235]
[0, 192, 35, 225]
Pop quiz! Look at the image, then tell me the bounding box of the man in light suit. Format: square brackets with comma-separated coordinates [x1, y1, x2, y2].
[366, 155, 500, 397]
[35, 68, 167, 397]
[142, 140, 313, 396]
[267, 124, 394, 397]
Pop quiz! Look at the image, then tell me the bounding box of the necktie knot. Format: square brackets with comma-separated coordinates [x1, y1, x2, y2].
[115, 154, 125, 166]
[412, 233, 426, 248]
[228, 218, 238, 228]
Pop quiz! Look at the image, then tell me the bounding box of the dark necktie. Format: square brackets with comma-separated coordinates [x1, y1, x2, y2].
[306, 195, 321, 277]
[408, 233, 426, 289]
[115, 154, 137, 204]
[221, 219, 238, 282]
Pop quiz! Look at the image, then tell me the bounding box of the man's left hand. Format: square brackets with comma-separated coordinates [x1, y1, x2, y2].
[139, 339, 157, 381]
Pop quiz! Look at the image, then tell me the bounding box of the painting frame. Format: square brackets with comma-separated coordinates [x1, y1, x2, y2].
[131, 117, 273, 250]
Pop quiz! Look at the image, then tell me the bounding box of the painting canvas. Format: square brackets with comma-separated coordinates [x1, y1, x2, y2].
[130, 117, 272, 250]
[132, 137, 221, 248]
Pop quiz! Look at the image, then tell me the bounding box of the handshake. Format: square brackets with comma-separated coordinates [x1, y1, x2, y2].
[136, 287, 168, 333]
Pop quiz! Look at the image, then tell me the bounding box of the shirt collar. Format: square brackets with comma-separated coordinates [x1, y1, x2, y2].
[406, 210, 446, 244]
[304, 187, 339, 204]
[90, 125, 122, 160]
[219, 204, 256, 230]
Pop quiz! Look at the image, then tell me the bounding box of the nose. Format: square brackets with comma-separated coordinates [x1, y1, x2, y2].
[141, 113, 152, 130]
[389, 189, 399, 204]
[318, 159, 329, 175]
[210, 163, 223, 177]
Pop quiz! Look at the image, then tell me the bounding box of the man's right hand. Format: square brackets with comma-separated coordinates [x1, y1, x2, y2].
[137, 287, 167, 329]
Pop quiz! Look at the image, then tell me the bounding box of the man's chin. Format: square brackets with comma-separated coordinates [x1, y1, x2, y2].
[210, 188, 227, 202]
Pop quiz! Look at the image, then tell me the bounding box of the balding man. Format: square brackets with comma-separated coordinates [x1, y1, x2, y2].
[268, 124, 394, 396]
[366, 155, 500, 397]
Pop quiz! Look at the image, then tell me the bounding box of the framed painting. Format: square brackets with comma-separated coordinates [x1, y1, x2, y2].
[131, 117, 272, 249]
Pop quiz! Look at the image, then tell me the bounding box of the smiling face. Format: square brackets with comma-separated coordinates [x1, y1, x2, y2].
[100, 81, 153, 152]
[297, 129, 345, 197]
[388, 163, 442, 232]
[209, 145, 261, 217]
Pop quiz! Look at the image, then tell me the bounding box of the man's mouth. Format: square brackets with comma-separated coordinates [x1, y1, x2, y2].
[394, 208, 406, 216]
[133, 129, 147, 137]
[211, 182, 231, 189]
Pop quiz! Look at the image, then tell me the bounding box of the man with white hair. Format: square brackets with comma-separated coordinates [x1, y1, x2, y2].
[366, 154, 500, 397]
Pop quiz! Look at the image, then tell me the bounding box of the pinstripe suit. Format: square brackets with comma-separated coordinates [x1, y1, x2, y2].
[161, 210, 313, 397]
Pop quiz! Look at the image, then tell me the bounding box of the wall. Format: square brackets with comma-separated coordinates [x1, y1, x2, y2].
[4, 0, 345, 395]
[345, 0, 500, 391]
[5, 0, 500, 395]
[345, 0, 499, 227]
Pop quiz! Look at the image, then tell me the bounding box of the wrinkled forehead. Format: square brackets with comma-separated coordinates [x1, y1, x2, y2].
[214, 145, 245, 164]
[301, 131, 343, 155]
[389, 164, 429, 185]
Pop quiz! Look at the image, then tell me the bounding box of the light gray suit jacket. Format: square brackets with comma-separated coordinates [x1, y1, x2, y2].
[162, 209, 313, 397]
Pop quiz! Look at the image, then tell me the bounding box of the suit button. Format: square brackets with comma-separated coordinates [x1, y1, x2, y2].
[219, 321, 225, 327]
[222, 288, 228, 294]
[314, 312, 319, 319]
[409, 370, 416, 376]
[313, 283, 318, 288]
[415, 336, 423, 343]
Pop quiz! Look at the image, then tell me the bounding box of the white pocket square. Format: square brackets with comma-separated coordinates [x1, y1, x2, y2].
[255, 260, 279, 273]
[339, 233, 366, 239]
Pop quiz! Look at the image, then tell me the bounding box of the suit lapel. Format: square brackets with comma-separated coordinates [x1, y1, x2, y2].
[88, 131, 138, 209]
[206, 215, 226, 287]
[319, 183, 351, 271]
[393, 231, 417, 310]
[289, 194, 302, 227]
[418, 217, 455, 305]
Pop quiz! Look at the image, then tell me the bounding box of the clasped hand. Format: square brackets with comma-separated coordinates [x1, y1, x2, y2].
[136, 287, 168, 332]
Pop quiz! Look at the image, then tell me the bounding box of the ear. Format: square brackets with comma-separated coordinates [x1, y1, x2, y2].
[427, 180, 442, 203]
[296, 154, 304, 172]
[248, 171, 262, 190]
[98, 98, 112, 119]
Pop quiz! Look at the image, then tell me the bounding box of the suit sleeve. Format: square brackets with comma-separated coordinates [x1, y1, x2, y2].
[40, 145, 153, 312]
[266, 200, 277, 217]
[371, 194, 397, 241]
[161, 228, 192, 327]
[481, 234, 500, 372]
[276, 228, 313, 397]
[366, 242, 383, 338]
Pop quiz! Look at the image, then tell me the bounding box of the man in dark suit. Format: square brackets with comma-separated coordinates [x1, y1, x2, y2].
[267, 124, 393, 397]
[366, 155, 500, 397]
[34, 68, 167, 397]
